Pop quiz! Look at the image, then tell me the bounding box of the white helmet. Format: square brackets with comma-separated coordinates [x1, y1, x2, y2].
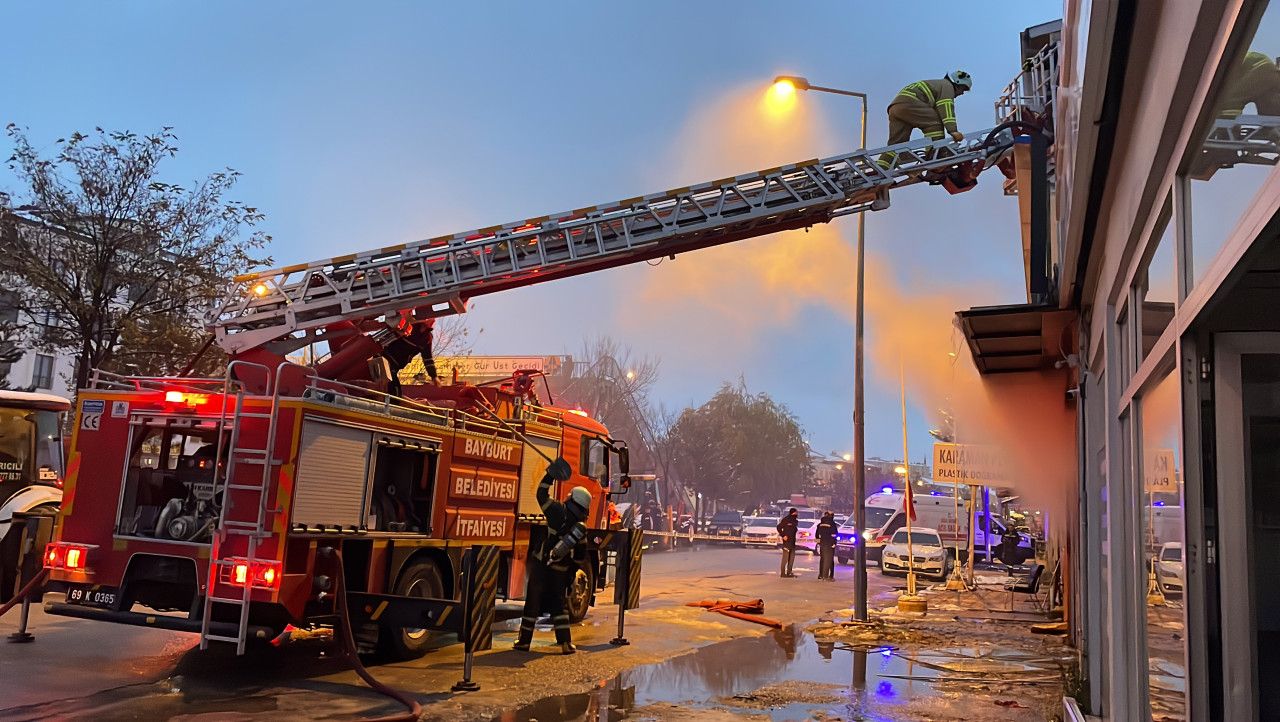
[569, 486, 592, 512]
[946, 70, 973, 91]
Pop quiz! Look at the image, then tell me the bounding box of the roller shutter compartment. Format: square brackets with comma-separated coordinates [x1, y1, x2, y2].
[291, 421, 372, 528]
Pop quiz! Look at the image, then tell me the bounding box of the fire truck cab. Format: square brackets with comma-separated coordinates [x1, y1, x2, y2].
[45, 364, 627, 658]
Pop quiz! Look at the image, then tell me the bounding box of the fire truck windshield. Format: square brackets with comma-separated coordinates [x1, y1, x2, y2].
[0, 406, 63, 499]
[116, 419, 223, 541]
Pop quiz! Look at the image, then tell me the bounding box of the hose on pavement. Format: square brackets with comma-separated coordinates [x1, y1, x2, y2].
[0, 568, 48, 618]
[325, 546, 423, 722]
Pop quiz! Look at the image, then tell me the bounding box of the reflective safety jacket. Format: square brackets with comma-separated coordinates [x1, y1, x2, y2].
[533, 467, 586, 572]
[890, 78, 960, 133]
[1220, 51, 1280, 118]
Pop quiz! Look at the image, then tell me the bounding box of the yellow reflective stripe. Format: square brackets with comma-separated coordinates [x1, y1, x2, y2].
[936, 98, 956, 123]
[914, 81, 935, 104]
[924, 130, 945, 139]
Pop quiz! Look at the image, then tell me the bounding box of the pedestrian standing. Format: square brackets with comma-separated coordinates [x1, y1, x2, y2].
[777, 508, 799, 578]
[816, 511, 837, 580]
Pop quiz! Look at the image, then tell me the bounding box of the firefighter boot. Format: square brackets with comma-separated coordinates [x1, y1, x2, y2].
[513, 615, 536, 651]
[553, 613, 574, 654]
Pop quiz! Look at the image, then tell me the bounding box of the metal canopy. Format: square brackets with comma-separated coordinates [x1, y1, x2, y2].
[956, 302, 1074, 374]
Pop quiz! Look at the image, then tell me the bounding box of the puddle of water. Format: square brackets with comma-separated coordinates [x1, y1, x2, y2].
[497, 626, 960, 721]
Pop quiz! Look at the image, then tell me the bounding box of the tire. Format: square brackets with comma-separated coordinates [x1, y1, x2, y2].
[837, 556, 848, 565]
[380, 559, 445, 661]
[566, 561, 594, 623]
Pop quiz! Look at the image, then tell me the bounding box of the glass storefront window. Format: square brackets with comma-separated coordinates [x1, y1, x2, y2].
[1138, 370, 1185, 720]
[1186, 8, 1280, 289]
[1138, 213, 1177, 362]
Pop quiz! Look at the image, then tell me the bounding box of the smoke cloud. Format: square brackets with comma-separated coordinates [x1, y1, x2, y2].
[620, 86, 1077, 525]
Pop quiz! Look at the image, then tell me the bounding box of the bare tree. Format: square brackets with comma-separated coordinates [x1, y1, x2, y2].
[0, 126, 270, 388]
[554, 336, 661, 470]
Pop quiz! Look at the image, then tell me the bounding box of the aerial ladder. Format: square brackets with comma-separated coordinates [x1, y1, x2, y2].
[206, 126, 1032, 357]
[1192, 114, 1280, 180]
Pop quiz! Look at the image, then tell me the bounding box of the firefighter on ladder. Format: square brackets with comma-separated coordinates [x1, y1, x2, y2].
[514, 458, 592, 655]
[1218, 50, 1280, 118]
[877, 70, 973, 169]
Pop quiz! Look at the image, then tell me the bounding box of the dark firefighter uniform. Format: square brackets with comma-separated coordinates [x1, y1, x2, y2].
[1219, 51, 1280, 118]
[877, 72, 971, 169]
[514, 458, 591, 654]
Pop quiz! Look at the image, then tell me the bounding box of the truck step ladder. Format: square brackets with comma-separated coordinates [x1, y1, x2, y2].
[207, 128, 1025, 353]
[198, 361, 284, 655]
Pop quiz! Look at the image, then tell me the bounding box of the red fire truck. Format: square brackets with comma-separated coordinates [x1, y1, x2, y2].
[41, 121, 1019, 656]
[44, 355, 629, 658]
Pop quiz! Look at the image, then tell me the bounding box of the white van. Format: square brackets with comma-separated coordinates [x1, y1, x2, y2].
[835, 489, 1033, 564]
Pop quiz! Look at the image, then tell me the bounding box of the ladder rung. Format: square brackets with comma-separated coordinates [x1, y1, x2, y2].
[227, 483, 268, 491]
[203, 634, 243, 644]
[207, 595, 248, 604]
[223, 520, 260, 528]
[236, 413, 274, 419]
[232, 448, 268, 455]
[224, 528, 270, 537]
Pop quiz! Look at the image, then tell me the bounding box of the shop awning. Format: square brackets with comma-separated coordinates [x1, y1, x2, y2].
[956, 303, 1077, 374]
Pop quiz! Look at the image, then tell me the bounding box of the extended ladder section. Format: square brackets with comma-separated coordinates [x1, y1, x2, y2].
[208, 129, 1023, 353]
[1200, 115, 1280, 169]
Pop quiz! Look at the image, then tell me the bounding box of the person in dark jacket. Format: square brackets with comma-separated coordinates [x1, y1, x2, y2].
[816, 511, 838, 580]
[777, 508, 799, 578]
[514, 458, 592, 654]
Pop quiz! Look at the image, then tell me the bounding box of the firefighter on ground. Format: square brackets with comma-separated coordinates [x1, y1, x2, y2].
[815, 511, 838, 581]
[514, 458, 591, 655]
[1219, 50, 1280, 118]
[877, 70, 973, 169]
[777, 508, 799, 578]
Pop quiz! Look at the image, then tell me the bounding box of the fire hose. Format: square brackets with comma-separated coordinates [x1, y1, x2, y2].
[0, 567, 48, 618]
[324, 546, 423, 722]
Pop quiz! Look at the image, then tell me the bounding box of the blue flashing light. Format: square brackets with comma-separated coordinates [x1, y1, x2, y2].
[880, 486, 894, 495]
[930, 491, 942, 496]
[1153, 500, 1165, 507]
[881, 647, 893, 658]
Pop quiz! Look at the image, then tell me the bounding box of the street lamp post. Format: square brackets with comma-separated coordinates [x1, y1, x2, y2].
[772, 75, 870, 622]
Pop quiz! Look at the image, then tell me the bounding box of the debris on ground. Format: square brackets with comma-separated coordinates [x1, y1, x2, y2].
[687, 598, 783, 629]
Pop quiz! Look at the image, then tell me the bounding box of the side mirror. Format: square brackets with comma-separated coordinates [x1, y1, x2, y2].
[618, 445, 631, 490]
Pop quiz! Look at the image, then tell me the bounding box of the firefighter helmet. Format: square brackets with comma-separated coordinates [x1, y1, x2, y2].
[568, 486, 592, 512]
[946, 70, 973, 91]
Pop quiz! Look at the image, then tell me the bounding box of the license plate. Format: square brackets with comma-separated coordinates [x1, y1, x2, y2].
[66, 584, 118, 609]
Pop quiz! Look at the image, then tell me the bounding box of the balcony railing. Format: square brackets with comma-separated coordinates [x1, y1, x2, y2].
[995, 42, 1060, 128]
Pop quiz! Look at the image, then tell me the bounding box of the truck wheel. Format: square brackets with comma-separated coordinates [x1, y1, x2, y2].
[837, 556, 848, 565]
[566, 561, 594, 623]
[380, 559, 444, 660]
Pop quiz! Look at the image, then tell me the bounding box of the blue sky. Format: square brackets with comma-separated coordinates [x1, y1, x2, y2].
[1, 1, 1061, 461]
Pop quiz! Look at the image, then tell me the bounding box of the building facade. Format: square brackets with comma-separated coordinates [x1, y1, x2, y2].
[964, 1, 1280, 719]
[0, 295, 76, 398]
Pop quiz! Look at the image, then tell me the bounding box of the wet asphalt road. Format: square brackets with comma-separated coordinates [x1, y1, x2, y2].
[0, 546, 898, 720]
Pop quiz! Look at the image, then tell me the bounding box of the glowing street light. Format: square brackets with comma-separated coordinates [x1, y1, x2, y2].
[842, 453, 853, 462]
[625, 369, 636, 381]
[770, 73, 870, 622]
[894, 465, 907, 475]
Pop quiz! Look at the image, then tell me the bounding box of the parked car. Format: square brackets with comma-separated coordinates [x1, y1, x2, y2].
[835, 519, 858, 564]
[707, 510, 745, 542]
[795, 518, 821, 553]
[742, 516, 780, 546]
[880, 527, 949, 580]
[1156, 541, 1183, 596]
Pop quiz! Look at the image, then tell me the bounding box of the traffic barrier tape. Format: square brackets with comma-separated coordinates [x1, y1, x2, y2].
[640, 529, 785, 545]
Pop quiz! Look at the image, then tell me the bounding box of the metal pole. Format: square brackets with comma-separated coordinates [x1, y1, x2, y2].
[852, 92, 869, 622]
[900, 358, 916, 596]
